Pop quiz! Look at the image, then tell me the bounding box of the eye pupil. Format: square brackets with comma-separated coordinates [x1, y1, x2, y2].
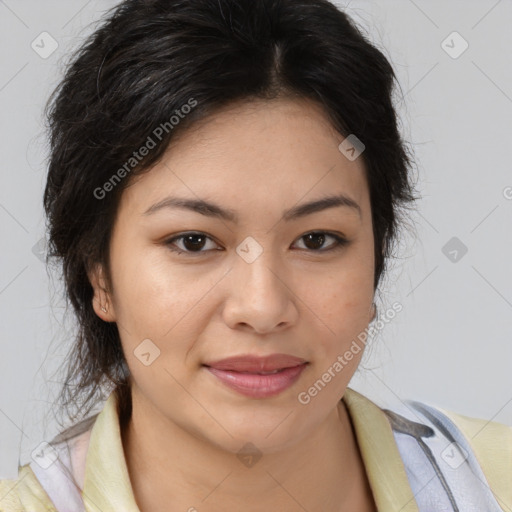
[303, 232, 325, 250]
[183, 234, 206, 251]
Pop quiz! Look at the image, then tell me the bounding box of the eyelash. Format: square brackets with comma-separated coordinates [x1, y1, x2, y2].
[163, 231, 349, 256]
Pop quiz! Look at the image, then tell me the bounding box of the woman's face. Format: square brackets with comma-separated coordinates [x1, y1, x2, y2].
[91, 97, 375, 453]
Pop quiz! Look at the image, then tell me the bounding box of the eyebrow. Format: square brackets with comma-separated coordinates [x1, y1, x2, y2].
[143, 193, 362, 222]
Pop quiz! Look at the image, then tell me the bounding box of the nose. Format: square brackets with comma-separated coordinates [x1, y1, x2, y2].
[222, 250, 299, 335]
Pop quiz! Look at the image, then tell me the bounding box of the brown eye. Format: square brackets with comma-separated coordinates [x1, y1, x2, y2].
[164, 231, 349, 256]
[293, 232, 349, 252]
[165, 232, 220, 254]
[180, 234, 207, 251]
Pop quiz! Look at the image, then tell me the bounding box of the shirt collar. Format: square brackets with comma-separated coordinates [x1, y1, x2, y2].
[81, 388, 418, 512]
[82, 391, 140, 512]
[343, 388, 420, 512]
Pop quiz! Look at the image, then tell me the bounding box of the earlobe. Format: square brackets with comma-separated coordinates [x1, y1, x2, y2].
[88, 263, 115, 322]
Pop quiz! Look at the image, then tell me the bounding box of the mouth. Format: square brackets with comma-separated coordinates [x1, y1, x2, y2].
[203, 354, 309, 398]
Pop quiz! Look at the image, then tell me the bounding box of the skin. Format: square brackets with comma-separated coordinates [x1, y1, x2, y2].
[89, 96, 377, 512]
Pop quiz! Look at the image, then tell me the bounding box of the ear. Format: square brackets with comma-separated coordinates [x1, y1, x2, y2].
[88, 263, 116, 322]
[369, 302, 376, 322]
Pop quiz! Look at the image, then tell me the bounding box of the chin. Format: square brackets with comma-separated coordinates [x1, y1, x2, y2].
[196, 405, 316, 455]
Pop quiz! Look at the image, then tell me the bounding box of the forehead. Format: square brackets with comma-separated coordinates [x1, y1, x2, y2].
[120, 97, 370, 220]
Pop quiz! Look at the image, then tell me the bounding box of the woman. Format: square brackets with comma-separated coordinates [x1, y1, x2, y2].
[0, 0, 510, 510]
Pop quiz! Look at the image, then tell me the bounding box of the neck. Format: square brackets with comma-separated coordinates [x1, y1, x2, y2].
[122, 389, 376, 512]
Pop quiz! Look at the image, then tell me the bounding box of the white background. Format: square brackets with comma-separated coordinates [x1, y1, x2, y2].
[0, 0, 511, 478]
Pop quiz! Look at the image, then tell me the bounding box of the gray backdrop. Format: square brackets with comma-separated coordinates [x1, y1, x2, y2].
[1, 0, 511, 478]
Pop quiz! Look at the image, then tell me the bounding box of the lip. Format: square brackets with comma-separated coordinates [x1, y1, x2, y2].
[203, 354, 308, 398]
[204, 353, 307, 372]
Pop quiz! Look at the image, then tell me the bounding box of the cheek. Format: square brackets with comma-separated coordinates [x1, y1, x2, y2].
[305, 261, 374, 359]
[110, 243, 196, 327]
[316, 252, 374, 318]
[300, 286, 371, 405]
[109, 247, 227, 380]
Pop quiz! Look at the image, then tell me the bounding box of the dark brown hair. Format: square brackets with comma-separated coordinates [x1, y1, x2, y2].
[43, 0, 418, 427]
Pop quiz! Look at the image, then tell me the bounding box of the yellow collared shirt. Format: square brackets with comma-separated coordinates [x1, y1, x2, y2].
[0, 388, 510, 511]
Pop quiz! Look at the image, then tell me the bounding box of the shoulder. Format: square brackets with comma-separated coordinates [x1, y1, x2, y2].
[386, 397, 512, 511]
[0, 413, 98, 512]
[0, 476, 22, 512]
[344, 388, 512, 511]
[0, 464, 57, 512]
[410, 401, 512, 474]
[438, 406, 512, 508]
[439, 406, 512, 451]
